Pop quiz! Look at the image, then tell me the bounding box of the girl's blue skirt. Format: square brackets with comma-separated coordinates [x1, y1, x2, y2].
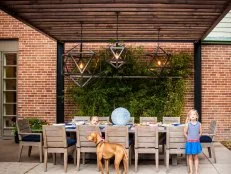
[185, 141, 202, 155]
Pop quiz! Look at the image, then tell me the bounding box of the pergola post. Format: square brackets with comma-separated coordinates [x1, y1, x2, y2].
[194, 40, 202, 122]
[56, 41, 64, 123]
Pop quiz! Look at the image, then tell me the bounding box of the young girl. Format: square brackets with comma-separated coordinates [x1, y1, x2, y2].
[90, 116, 99, 126]
[184, 109, 202, 174]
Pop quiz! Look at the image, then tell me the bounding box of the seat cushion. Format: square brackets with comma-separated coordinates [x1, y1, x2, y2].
[67, 138, 76, 147]
[200, 135, 212, 143]
[22, 135, 40, 142]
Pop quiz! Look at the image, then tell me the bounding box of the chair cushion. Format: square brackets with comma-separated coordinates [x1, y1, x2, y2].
[200, 135, 212, 143]
[22, 135, 40, 142]
[67, 138, 76, 147]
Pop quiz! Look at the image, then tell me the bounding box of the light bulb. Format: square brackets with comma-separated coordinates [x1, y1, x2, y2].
[115, 53, 120, 60]
[79, 62, 84, 70]
[157, 60, 161, 66]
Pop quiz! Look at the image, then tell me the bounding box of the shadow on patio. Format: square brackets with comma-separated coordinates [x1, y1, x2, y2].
[0, 139, 230, 174]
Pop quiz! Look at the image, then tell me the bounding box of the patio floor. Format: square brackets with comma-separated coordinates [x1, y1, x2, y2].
[0, 139, 230, 174]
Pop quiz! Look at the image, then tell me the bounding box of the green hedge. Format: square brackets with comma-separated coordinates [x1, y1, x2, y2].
[67, 46, 192, 122]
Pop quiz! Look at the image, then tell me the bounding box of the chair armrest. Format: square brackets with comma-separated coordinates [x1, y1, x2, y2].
[19, 132, 42, 136]
[201, 133, 215, 137]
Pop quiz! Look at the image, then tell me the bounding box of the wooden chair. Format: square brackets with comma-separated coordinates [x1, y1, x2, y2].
[165, 126, 186, 171]
[73, 116, 90, 122]
[16, 119, 43, 162]
[105, 126, 131, 170]
[76, 125, 101, 171]
[163, 117, 180, 124]
[200, 120, 217, 163]
[160, 117, 180, 153]
[135, 126, 159, 172]
[43, 125, 76, 172]
[140, 117, 157, 124]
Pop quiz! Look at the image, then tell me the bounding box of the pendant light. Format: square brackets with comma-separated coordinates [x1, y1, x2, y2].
[108, 12, 126, 69]
[63, 22, 94, 87]
[146, 28, 171, 76]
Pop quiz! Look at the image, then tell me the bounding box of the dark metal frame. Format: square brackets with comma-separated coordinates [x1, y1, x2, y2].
[56, 42, 64, 123]
[194, 40, 202, 122]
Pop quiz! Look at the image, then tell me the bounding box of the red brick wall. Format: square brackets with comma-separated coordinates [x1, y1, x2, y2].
[64, 42, 194, 122]
[1, 10, 230, 141]
[0, 10, 57, 123]
[202, 45, 231, 141]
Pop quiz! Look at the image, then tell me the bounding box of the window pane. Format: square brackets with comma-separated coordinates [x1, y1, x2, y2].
[4, 67, 17, 78]
[4, 116, 16, 128]
[4, 79, 16, 90]
[4, 104, 16, 115]
[4, 91, 16, 103]
[4, 53, 17, 65]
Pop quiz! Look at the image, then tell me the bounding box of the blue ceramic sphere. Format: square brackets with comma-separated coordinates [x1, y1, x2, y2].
[111, 107, 131, 126]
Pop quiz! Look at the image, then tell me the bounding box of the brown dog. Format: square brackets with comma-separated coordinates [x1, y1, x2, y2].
[87, 132, 128, 174]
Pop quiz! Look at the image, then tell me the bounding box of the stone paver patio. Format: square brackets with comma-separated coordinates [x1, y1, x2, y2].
[0, 141, 230, 174]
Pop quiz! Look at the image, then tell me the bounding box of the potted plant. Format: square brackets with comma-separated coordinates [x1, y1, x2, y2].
[28, 118, 48, 132]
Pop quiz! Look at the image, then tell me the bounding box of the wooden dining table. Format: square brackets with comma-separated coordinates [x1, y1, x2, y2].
[65, 124, 167, 133]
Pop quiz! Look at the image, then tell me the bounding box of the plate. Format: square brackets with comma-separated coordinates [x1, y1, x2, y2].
[53, 123, 65, 126]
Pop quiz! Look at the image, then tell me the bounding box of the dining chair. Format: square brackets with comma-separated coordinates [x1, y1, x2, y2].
[135, 126, 159, 172]
[16, 118, 43, 162]
[105, 126, 131, 170]
[43, 125, 76, 172]
[160, 117, 180, 153]
[140, 117, 157, 124]
[165, 126, 186, 172]
[163, 117, 180, 124]
[200, 120, 217, 163]
[76, 125, 101, 171]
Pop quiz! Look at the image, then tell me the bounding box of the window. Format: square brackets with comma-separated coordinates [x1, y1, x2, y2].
[1, 53, 17, 136]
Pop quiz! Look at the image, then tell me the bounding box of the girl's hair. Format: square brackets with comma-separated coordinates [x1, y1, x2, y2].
[186, 109, 199, 122]
[90, 116, 99, 121]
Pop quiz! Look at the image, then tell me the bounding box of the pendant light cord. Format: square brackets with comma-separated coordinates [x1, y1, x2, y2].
[116, 12, 119, 42]
[80, 22, 83, 53]
[157, 28, 160, 47]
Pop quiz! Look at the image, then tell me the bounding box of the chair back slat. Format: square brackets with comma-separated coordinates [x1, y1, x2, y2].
[169, 143, 185, 148]
[108, 137, 127, 146]
[169, 137, 185, 143]
[135, 126, 158, 148]
[163, 117, 180, 124]
[166, 126, 185, 149]
[77, 125, 100, 147]
[209, 120, 217, 135]
[98, 117, 109, 122]
[105, 126, 129, 148]
[140, 117, 157, 124]
[43, 125, 67, 148]
[73, 116, 90, 122]
[128, 117, 134, 124]
[17, 119, 32, 133]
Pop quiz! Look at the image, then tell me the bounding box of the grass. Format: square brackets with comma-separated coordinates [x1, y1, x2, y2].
[221, 141, 231, 150]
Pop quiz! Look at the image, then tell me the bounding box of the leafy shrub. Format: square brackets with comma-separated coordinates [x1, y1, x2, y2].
[67, 46, 192, 122]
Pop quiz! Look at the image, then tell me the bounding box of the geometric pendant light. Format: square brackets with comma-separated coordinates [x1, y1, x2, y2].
[146, 29, 171, 76]
[63, 22, 95, 87]
[108, 12, 126, 69]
